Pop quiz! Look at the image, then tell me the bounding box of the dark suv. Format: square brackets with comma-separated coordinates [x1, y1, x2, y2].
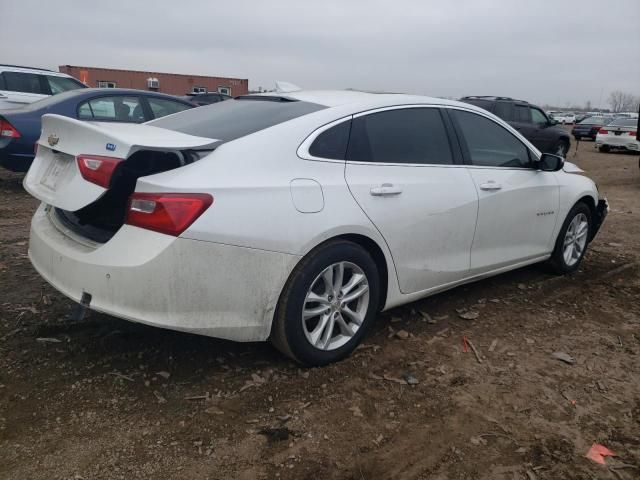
[460, 96, 571, 157]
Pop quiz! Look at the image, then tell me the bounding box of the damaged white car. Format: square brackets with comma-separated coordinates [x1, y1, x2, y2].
[24, 90, 608, 365]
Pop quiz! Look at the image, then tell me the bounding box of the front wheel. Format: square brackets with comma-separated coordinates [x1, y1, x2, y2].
[548, 203, 592, 274]
[270, 240, 380, 366]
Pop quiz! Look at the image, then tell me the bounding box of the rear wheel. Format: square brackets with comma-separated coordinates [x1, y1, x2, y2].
[548, 202, 592, 274]
[270, 240, 380, 366]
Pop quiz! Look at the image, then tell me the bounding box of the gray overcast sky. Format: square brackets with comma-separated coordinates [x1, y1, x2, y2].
[2, 0, 639, 108]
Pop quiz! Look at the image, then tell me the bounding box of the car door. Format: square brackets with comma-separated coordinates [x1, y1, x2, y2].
[343, 106, 479, 294]
[77, 95, 146, 123]
[0, 71, 48, 107]
[448, 108, 559, 274]
[527, 107, 556, 152]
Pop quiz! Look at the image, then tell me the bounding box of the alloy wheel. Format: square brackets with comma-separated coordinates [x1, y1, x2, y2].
[301, 261, 369, 351]
[562, 213, 589, 266]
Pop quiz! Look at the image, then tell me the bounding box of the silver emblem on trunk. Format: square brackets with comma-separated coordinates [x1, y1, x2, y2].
[47, 134, 59, 147]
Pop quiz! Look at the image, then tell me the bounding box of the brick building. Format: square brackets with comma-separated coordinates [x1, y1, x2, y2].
[58, 65, 249, 97]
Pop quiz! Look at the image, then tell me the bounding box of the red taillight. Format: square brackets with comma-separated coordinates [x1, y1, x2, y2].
[76, 155, 122, 188]
[125, 193, 213, 236]
[0, 118, 21, 138]
[629, 131, 637, 136]
[598, 128, 608, 134]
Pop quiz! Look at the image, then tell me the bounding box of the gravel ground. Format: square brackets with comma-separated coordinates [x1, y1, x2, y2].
[1, 133, 639, 479]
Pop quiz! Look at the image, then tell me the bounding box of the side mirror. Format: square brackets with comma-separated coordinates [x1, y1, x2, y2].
[548, 119, 559, 126]
[537, 153, 564, 172]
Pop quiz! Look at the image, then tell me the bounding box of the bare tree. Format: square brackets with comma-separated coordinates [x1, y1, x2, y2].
[608, 91, 639, 112]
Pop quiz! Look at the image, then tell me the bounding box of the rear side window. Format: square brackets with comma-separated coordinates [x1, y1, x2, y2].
[46, 75, 85, 94]
[0, 74, 5, 90]
[149, 97, 326, 142]
[452, 110, 531, 168]
[309, 120, 351, 159]
[1, 72, 44, 94]
[494, 102, 513, 121]
[462, 99, 494, 113]
[346, 108, 453, 165]
[78, 96, 144, 122]
[147, 98, 191, 118]
[514, 105, 531, 123]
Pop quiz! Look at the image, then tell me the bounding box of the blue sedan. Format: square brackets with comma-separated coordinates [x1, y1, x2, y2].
[0, 88, 195, 172]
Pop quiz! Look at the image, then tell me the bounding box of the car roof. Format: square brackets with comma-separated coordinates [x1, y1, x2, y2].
[54, 87, 193, 100]
[251, 89, 485, 112]
[0, 65, 73, 77]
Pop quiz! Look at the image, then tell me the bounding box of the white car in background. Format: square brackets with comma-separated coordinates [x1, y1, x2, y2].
[596, 118, 639, 153]
[24, 90, 608, 365]
[0, 65, 86, 110]
[551, 112, 576, 124]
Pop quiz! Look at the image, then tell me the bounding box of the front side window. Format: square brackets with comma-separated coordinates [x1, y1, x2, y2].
[309, 120, 351, 159]
[147, 98, 191, 118]
[531, 108, 548, 125]
[451, 110, 531, 168]
[346, 108, 453, 165]
[46, 75, 85, 94]
[78, 96, 143, 122]
[1, 72, 43, 94]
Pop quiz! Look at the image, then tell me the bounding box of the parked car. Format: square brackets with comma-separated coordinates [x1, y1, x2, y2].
[574, 113, 590, 123]
[595, 118, 639, 153]
[551, 112, 576, 124]
[179, 92, 232, 106]
[0, 88, 194, 172]
[23, 91, 607, 366]
[460, 96, 571, 156]
[0, 65, 86, 110]
[571, 116, 609, 140]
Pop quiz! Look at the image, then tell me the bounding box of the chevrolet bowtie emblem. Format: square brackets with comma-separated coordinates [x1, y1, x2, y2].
[47, 134, 59, 147]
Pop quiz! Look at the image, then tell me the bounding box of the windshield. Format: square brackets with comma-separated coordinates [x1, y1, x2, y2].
[148, 97, 326, 142]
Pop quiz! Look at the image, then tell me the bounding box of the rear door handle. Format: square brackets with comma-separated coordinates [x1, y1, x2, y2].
[479, 181, 502, 191]
[370, 183, 403, 196]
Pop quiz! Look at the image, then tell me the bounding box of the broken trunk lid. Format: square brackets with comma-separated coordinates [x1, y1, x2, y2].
[23, 114, 219, 212]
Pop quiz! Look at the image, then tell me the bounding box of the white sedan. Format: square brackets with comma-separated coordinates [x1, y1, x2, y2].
[552, 112, 576, 124]
[595, 118, 639, 153]
[24, 90, 608, 365]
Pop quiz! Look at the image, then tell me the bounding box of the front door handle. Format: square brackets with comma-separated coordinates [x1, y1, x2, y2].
[370, 183, 403, 196]
[479, 181, 502, 191]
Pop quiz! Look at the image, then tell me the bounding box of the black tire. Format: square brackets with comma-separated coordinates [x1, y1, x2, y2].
[599, 145, 610, 153]
[554, 139, 570, 157]
[270, 240, 380, 366]
[547, 202, 592, 274]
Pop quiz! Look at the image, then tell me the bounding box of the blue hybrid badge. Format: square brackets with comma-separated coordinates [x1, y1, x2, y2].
[106, 143, 116, 152]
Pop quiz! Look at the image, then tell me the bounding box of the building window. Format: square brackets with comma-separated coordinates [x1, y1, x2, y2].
[217, 86, 230, 95]
[192, 86, 207, 94]
[97, 80, 116, 88]
[147, 77, 159, 90]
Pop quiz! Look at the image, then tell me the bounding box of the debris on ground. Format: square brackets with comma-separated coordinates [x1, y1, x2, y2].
[459, 311, 479, 321]
[585, 443, 616, 465]
[551, 351, 575, 365]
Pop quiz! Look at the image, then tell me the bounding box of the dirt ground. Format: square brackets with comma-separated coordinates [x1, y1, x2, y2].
[1, 133, 639, 480]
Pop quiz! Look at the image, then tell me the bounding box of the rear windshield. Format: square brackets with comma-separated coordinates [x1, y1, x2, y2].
[148, 97, 326, 141]
[579, 117, 605, 125]
[609, 118, 636, 127]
